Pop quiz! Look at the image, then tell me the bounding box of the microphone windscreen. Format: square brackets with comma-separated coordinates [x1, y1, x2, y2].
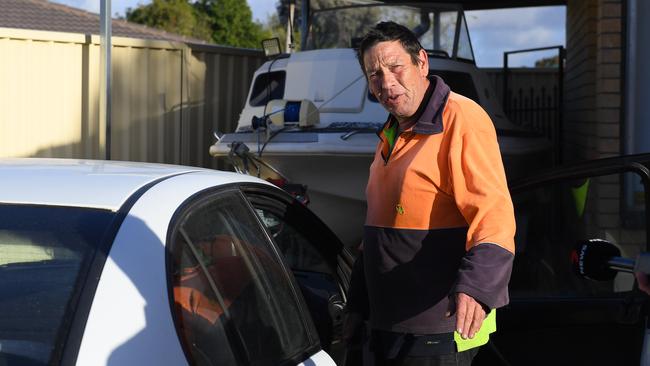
[571, 239, 621, 281]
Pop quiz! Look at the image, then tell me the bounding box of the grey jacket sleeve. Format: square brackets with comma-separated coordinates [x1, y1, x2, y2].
[454, 243, 514, 309]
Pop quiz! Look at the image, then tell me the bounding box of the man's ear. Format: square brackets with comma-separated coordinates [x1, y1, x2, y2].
[418, 49, 429, 77]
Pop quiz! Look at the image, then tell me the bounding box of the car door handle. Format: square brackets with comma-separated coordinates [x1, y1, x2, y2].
[328, 294, 346, 323]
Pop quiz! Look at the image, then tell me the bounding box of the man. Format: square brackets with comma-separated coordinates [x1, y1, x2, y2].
[344, 21, 516, 365]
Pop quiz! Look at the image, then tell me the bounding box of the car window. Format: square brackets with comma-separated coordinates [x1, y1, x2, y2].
[256, 208, 333, 275]
[511, 171, 646, 297]
[0, 205, 114, 366]
[168, 191, 313, 366]
[247, 194, 348, 363]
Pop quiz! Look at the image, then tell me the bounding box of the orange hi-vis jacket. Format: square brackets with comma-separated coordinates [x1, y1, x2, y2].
[354, 76, 516, 334]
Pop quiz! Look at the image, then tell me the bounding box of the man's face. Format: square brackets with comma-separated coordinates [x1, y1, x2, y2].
[363, 40, 429, 122]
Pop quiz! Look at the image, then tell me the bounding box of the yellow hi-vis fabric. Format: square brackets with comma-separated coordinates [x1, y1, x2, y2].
[454, 310, 496, 351]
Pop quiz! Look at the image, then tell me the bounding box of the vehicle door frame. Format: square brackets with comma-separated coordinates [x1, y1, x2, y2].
[164, 183, 332, 365]
[486, 154, 650, 365]
[241, 183, 354, 363]
[240, 183, 353, 294]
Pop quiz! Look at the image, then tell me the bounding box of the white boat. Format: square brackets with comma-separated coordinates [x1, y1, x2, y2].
[209, 1, 551, 247]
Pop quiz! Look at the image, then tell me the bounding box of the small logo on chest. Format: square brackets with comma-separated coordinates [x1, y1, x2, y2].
[395, 203, 405, 215]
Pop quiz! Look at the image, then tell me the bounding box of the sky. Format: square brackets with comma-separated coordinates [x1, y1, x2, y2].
[50, 1, 565, 67]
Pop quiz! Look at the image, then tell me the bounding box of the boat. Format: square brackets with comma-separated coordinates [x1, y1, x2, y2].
[209, 0, 552, 247]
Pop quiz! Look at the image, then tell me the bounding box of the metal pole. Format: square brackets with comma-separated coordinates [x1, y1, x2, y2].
[300, 0, 310, 50]
[503, 52, 509, 111]
[557, 46, 564, 166]
[451, 11, 462, 59]
[433, 11, 440, 51]
[99, 0, 111, 160]
[286, 2, 295, 53]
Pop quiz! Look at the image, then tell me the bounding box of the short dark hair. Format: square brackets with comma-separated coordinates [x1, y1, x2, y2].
[357, 21, 424, 75]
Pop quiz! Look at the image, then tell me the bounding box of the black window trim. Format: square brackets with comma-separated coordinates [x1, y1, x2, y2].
[244, 187, 350, 304]
[510, 160, 650, 251]
[508, 160, 650, 303]
[242, 187, 344, 269]
[164, 184, 322, 366]
[241, 184, 350, 292]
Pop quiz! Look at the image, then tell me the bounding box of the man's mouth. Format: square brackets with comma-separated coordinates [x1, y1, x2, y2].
[384, 94, 402, 105]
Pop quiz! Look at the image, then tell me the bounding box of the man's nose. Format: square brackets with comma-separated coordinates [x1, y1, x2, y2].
[380, 72, 396, 92]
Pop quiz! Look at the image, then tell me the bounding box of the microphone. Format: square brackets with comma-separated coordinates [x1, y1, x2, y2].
[572, 239, 650, 281]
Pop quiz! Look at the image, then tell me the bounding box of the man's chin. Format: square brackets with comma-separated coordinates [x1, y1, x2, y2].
[384, 106, 409, 119]
[382, 103, 401, 114]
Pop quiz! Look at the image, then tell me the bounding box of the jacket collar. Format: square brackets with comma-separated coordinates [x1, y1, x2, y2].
[377, 75, 451, 138]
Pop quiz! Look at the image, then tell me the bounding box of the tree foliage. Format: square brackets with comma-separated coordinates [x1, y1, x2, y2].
[307, 0, 381, 49]
[264, 11, 301, 52]
[126, 0, 269, 48]
[126, 0, 212, 42]
[535, 55, 560, 68]
[195, 0, 269, 48]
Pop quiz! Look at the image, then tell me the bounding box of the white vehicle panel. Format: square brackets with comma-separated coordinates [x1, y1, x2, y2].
[298, 350, 337, 366]
[77, 171, 273, 365]
[0, 158, 201, 210]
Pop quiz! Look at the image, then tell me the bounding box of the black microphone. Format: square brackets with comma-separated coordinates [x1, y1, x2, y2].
[571, 239, 650, 281]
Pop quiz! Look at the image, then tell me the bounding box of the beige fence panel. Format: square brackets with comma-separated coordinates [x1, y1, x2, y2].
[0, 29, 88, 159]
[184, 44, 264, 169]
[0, 27, 265, 169]
[110, 39, 185, 164]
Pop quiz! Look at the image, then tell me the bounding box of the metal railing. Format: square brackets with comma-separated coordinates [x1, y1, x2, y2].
[503, 46, 565, 165]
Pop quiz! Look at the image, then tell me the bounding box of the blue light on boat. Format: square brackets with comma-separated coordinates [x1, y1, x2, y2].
[284, 101, 302, 122]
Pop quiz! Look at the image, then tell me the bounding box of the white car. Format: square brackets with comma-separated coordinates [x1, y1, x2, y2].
[0, 159, 352, 366]
[4, 155, 650, 366]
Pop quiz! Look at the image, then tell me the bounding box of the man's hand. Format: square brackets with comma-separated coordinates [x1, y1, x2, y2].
[342, 312, 364, 345]
[446, 292, 486, 340]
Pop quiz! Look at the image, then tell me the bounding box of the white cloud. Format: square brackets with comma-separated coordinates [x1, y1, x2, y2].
[466, 6, 565, 67]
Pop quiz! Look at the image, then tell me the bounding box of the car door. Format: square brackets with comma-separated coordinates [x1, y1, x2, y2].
[166, 185, 337, 366]
[241, 184, 354, 365]
[475, 155, 650, 366]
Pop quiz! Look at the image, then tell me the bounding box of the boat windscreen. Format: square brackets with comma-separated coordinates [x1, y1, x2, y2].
[308, 2, 475, 63]
[249, 71, 286, 107]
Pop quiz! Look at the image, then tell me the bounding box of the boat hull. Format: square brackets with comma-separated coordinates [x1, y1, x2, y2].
[210, 132, 552, 247]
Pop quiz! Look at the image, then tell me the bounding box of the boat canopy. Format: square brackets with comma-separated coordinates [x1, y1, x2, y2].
[303, 1, 475, 63]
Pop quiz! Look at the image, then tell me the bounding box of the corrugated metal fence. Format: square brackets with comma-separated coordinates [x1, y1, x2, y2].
[0, 27, 265, 169]
[0, 29, 559, 170]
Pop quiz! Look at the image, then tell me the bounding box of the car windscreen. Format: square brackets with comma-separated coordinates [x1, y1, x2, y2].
[0, 204, 115, 366]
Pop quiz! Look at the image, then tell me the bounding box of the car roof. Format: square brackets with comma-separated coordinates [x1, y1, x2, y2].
[0, 158, 257, 211]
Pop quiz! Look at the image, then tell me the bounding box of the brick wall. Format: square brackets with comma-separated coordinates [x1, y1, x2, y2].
[564, 0, 624, 162]
[565, 0, 641, 259]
